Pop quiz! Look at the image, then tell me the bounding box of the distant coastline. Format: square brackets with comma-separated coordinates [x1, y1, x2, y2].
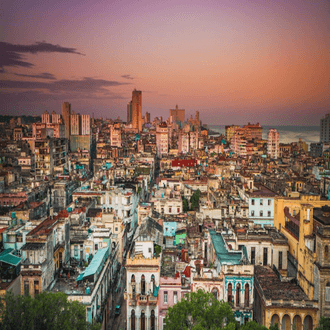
[207, 125, 320, 145]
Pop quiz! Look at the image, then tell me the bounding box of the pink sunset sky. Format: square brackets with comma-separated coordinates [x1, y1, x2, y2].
[1, 0, 329, 125]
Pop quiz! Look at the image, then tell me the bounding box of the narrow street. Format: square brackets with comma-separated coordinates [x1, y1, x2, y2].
[108, 264, 127, 330]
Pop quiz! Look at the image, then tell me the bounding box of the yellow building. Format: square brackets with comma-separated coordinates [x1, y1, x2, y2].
[274, 194, 330, 318]
[254, 266, 318, 330]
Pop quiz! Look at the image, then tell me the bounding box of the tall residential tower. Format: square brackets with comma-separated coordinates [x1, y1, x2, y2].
[132, 90, 142, 132]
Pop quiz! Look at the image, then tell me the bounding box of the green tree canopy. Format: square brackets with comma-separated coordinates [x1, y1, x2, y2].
[164, 289, 238, 330]
[190, 189, 201, 211]
[315, 316, 330, 330]
[0, 292, 101, 330]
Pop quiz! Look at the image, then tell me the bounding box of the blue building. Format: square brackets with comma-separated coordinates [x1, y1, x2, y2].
[209, 230, 254, 325]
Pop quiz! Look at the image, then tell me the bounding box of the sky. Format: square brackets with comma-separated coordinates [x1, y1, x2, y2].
[1, 0, 329, 125]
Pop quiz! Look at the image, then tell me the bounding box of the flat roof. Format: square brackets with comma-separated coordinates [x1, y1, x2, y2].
[83, 247, 109, 281]
[209, 230, 242, 265]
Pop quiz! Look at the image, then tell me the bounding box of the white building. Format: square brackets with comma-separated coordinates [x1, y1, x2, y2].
[42, 110, 51, 124]
[267, 129, 279, 159]
[81, 114, 91, 135]
[71, 112, 81, 135]
[156, 123, 169, 158]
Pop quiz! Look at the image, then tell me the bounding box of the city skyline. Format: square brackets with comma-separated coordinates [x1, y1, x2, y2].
[1, 0, 329, 125]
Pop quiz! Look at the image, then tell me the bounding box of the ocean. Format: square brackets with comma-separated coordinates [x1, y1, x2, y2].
[207, 125, 320, 145]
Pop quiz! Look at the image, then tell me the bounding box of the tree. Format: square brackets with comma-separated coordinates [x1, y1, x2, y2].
[190, 189, 201, 211]
[0, 291, 101, 330]
[182, 196, 189, 213]
[164, 289, 238, 330]
[240, 321, 268, 330]
[315, 316, 330, 330]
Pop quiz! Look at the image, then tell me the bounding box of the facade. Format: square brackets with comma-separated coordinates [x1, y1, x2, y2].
[125, 218, 162, 330]
[243, 123, 263, 140]
[132, 90, 142, 132]
[254, 265, 318, 330]
[156, 123, 169, 158]
[225, 125, 240, 141]
[127, 101, 133, 124]
[62, 102, 71, 139]
[110, 125, 122, 147]
[71, 112, 81, 135]
[169, 105, 185, 124]
[231, 132, 247, 157]
[310, 143, 323, 158]
[274, 194, 330, 318]
[81, 114, 91, 135]
[52, 111, 61, 124]
[42, 111, 51, 124]
[35, 138, 68, 180]
[267, 129, 279, 159]
[320, 113, 330, 143]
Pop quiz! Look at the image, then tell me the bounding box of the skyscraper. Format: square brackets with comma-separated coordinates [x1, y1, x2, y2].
[81, 114, 91, 135]
[127, 101, 132, 124]
[62, 102, 71, 139]
[131, 90, 142, 132]
[267, 129, 279, 159]
[320, 113, 330, 143]
[170, 105, 185, 124]
[70, 112, 81, 135]
[42, 111, 51, 124]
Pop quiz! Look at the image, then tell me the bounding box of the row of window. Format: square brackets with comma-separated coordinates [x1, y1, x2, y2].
[251, 199, 271, 206]
[250, 210, 271, 217]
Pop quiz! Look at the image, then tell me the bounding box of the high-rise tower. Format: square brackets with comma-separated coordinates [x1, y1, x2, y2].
[131, 89, 142, 132]
[320, 113, 330, 143]
[62, 102, 71, 139]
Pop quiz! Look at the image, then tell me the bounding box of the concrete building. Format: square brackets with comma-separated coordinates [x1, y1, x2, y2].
[125, 217, 162, 330]
[320, 113, 330, 143]
[52, 111, 61, 124]
[81, 114, 91, 135]
[169, 105, 185, 124]
[156, 123, 169, 158]
[231, 131, 247, 157]
[42, 111, 51, 124]
[225, 125, 240, 142]
[267, 129, 279, 159]
[178, 132, 189, 154]
[254, 266, 318, 330]
[110, 125, 122, 147]
[243, 123, 263, 140]
[127, 101, 132, 124]
[310, 143, 323, 158]
[132, 90, 142, 132]
[71, 112, 81, 136]
[62, 102, 71, 139]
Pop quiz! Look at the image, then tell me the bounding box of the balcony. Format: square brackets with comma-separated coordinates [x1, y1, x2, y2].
[139, 294, 147, 305]
[148, 295, 157, 305]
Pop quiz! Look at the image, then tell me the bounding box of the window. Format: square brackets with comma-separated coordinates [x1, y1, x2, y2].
[325, 246, 329, 260]
[177, 207, 180, 213]
[169, 207, 172, 213]
[268, 211, 271, 217]
[251, 199, 255, 205]
[244, 284, 249, 307]
[260, 199, 263, 205]
[263, 248, 268, 266]
[131, 310, 136, 330]
[115, 227, 118, 232]
[74, 245, 78, 256]
[251, 211, 255, 217]
[236, 284, 241, 306]
[141, 311, 145, 330]
[164, 291, 168, 304]
[95, 244, 98, 251]
[260, 211, 263, 217]
[148, 248, 152, 253]
[34, 280, 39, 295]
[268, 199, 271, 206]
[251, 247, 255, 264]
[174, 291, 178, 304]
[326, 286, 330, 302]
[279, 251, 283, 270]
[151, 310, 155, 330]
[228, 283, 232, 304]
[141, 275, 146, 295]
[24, 281, 29, 296]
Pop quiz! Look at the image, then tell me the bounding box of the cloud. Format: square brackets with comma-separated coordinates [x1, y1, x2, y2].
[0, 41, 84, 70]
[0, 77, 130, 107]
[14, 72, 56, 80]
[0, 77, 129, 93]
[121, 74, 134, 80]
